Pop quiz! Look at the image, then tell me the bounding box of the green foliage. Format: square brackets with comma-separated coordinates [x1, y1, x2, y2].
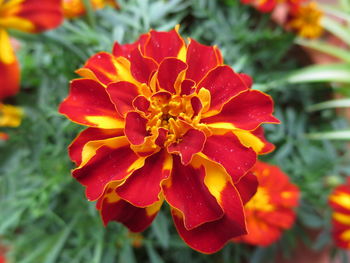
[1, 0, 349, 262]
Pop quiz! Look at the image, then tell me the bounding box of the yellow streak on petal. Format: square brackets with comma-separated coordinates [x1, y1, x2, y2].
[85, 115, 124, 129]
[197, 88, 211, 113]
[0, 29, 16, 64]
[340, 229, 350, 241]
[206, 122, 236, 130]
[146, 197, 163, 217]
[233, 129, 264, 154]
[0, 104, 23, 127]
[333, 212, 350, 226]
[191, 154, 230, 202]
[80, 136, 129, 168]
[330, 192, 350, 210]
[114, 56, 141, 87]
[75, 68, 100, 84]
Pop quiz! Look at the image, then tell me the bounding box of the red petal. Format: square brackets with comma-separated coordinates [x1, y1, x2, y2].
[252, 126, 275, 154]
[107, 81, 140, 117]
[180, 79, 196, 95]
[202, 132, 256, 182]
[157, 58, 187, 94]
[129, 48, 157, 83]
[186, 39, 222, 83]
[113, 34, 149, 58]
[125, 111, 149, 145]
[14, 0, 63, 32]
[59, 79, 123, 128]
[73, 136, 144, 200]
[172, 181, 246, 254]
[202, 90, 280, 130]
[69, 127, 123, 166]
[0, 59, 20, 100]
[144, 29, 185, 63]
[116, 151, 172, 207]
[163, 156, 224, 230]
[132, 95, 150, 113]
[167, 129, 206, 165]
[197, 66, 249, 112]
[235, 172, 258, 204]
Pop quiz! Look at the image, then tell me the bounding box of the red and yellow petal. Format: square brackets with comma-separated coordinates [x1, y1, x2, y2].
[185, 39, 223, 84]
[0, 0, 63, 33]
[144, 28, 185, 64]
[113, 34, 150, 58]
[99, 182, 162, 232]
[116, 150, 172, 207]
[163, 156, 224, 230]
[125, 111, 149, 145]
[201, 132, 256, 182]
[202, 90, 280, 130]
[72, 136, 146, 200]
[197, 66, 249, 113]
[128, 48, 157, 84]
[68, 127, 123, 166]
[233, 126, 275, 155]
[76, 52, 140, 87]
[59, 79, 124, 129]
[171, 157, 247, 253]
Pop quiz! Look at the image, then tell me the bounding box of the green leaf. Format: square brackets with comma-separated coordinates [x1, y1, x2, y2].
[307, 98, 350, 111]
[146, 243, 165, 263]
[321, 17, 350, 46]
[287, 63, 350, 83]
[295, 38, 350, 63]
[151, 212, 170, 249]
[306, 130, 350, 140]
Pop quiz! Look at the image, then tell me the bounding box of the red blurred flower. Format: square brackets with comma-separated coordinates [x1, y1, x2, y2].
[62, 0, 119, 18]
[235, 160, 300, 246]
[0, 0, 63, 100]
[59, 27, 279, 253]
[329, 178, 350, 249]
[241, 0, 304, 13]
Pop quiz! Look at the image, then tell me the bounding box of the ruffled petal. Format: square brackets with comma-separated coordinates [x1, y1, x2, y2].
[201, 132, 256, 182]
[72, 136, 145, 200]
[144, 28, 185, 63]
[163, 156, 224, 230]
[185, 39, 222, 84]
[202, 90, 280, 130]
[107, 81, 140, 117]
[128, 48, 157, 84]
[167, 128, 206, 165]
[112, 34, 149, 58]
[197, 66, 249, 113]
[116, 151, 172, 207]
[125, 111, 149, 145]
[59, 79, 124, 129]
[234, 172, 258, 204]
[99, 182, 162, 232]
[157, 58, 187, 94]
[0, 0, 63, 33]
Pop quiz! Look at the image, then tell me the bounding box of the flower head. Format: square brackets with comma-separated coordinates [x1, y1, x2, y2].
[0, 0, 63, 99]
[59, 27, 279, 253]
[62, 0, 119, 18]
[288, 1, 323, 39]
[235, 160, 300, 246]
[329, 178, 350, 249]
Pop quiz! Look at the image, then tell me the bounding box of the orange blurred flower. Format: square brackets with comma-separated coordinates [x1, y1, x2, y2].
[235, 160, 300, 246]
[59, 27, 279, 253]
[0, 0, 63, 100]
[288, 1, 324, 39]
[329, 178, 350, 249]
[62, 0, 119, 18]
[0, 103, 23, 141]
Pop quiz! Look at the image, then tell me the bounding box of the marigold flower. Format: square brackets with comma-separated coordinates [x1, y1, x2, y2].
[288, 1, 323, 39]
[62, 0, 119, 18]
[0, 0, 63, 100]
[329, 178, 350, 249]
[235, 160, 300, 246]
[59, 27, 279, 253]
